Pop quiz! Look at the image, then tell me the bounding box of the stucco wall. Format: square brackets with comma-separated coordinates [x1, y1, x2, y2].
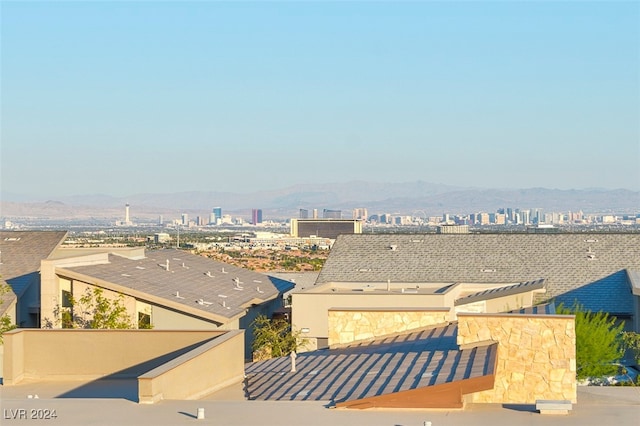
[2, 329, 225, 385]
[138, 330, 244, 403]
[71, 281, 138, 328]
[151, 304, 221, 330]
[293, 292, 454, 340]
[328, 308, 450, 347]
[457, 313, 576, 404]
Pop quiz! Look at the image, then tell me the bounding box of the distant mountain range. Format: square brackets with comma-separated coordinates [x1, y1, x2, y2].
[1, 181, 638, 221]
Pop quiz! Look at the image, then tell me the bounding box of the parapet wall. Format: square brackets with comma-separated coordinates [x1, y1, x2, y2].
[457, 313, 576, 404]
[328, 308, 450, 347]
[138, 330, 245, 403]
[3, 329, 245, 404]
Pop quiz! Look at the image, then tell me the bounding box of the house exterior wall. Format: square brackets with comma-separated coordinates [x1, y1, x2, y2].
[455, 292, 536, 314]
[240, 297, 284, 361]
[71, 280, 137, 327]
[16, 274, 40, 328]
[294, 287, 540, 351]
[327, 308, 450, 347]
[40, 255, 109, 328]
[151, 305, 222, 330]
[457, 313, 576, 404]
[292, 292, 451, 346]
[483, 292, 535, 312]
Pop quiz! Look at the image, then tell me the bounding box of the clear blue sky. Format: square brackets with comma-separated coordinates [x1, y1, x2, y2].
[1, 1, 638, 198]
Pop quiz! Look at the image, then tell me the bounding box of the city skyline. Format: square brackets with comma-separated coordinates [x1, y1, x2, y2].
[1, 1, 638, 198]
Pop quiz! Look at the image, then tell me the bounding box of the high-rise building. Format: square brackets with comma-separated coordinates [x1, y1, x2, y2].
[352, 208, 368, 220]
[252, 209, 263, 225]
[116, 203, 133, 226]
[290, 219, 362, 239]
[299, 209, 309, 219]
[323, 209, 341, 219]
[181, 213, 188, 226]
[479, 212, 490, 225]
[212, 207, 222, 221]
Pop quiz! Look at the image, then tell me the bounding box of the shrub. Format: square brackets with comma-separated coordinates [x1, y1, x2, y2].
[557, 303, 624, 380]
[251, 314, 306, 360]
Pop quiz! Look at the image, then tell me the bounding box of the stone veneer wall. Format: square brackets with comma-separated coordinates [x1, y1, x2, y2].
[328, 309, 449, 347]
[457, 313, 576, 404]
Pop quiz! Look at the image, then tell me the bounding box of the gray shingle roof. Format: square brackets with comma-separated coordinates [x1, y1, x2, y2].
[266, 272, 320, 293]
[0, 231, 67, 297]
[0, 278, 17, 317]
[245, 323, 497, 403]
[62, 249, 289, 323]
[318, 234, 640, 315]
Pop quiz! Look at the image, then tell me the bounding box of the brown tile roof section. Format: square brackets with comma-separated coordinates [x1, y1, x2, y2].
[245, 324, 497, 407]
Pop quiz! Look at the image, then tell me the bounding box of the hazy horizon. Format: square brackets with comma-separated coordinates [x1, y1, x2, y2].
[1, 179, 639, 204]
[2, 2, 639, 198]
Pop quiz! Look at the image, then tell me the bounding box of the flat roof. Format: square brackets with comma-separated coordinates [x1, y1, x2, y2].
[1, 386, 638, 425]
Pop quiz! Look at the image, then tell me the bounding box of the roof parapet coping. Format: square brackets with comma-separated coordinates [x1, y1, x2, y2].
[328, 307, 451, 312]
[456, 312, 575, 319]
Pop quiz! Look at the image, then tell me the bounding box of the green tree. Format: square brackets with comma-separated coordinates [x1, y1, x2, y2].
[557, 303, 624, 380]
[621, 332, 640, 365]
[68, 287, 134, 329]
[251, 314, 306, 360]
[0, 283, 17, 343]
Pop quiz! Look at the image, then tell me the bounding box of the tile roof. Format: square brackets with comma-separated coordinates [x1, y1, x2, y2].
[61, 249, 292, 323]
[318, 234, 640, 315]
[0, 231, 67, 297]
[245, 323, 497, 404]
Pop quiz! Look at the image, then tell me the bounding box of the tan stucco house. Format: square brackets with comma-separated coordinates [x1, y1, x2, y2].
[40, 247, 293, 359]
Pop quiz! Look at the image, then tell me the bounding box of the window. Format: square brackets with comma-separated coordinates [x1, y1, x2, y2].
[138, 312, 151, 329]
